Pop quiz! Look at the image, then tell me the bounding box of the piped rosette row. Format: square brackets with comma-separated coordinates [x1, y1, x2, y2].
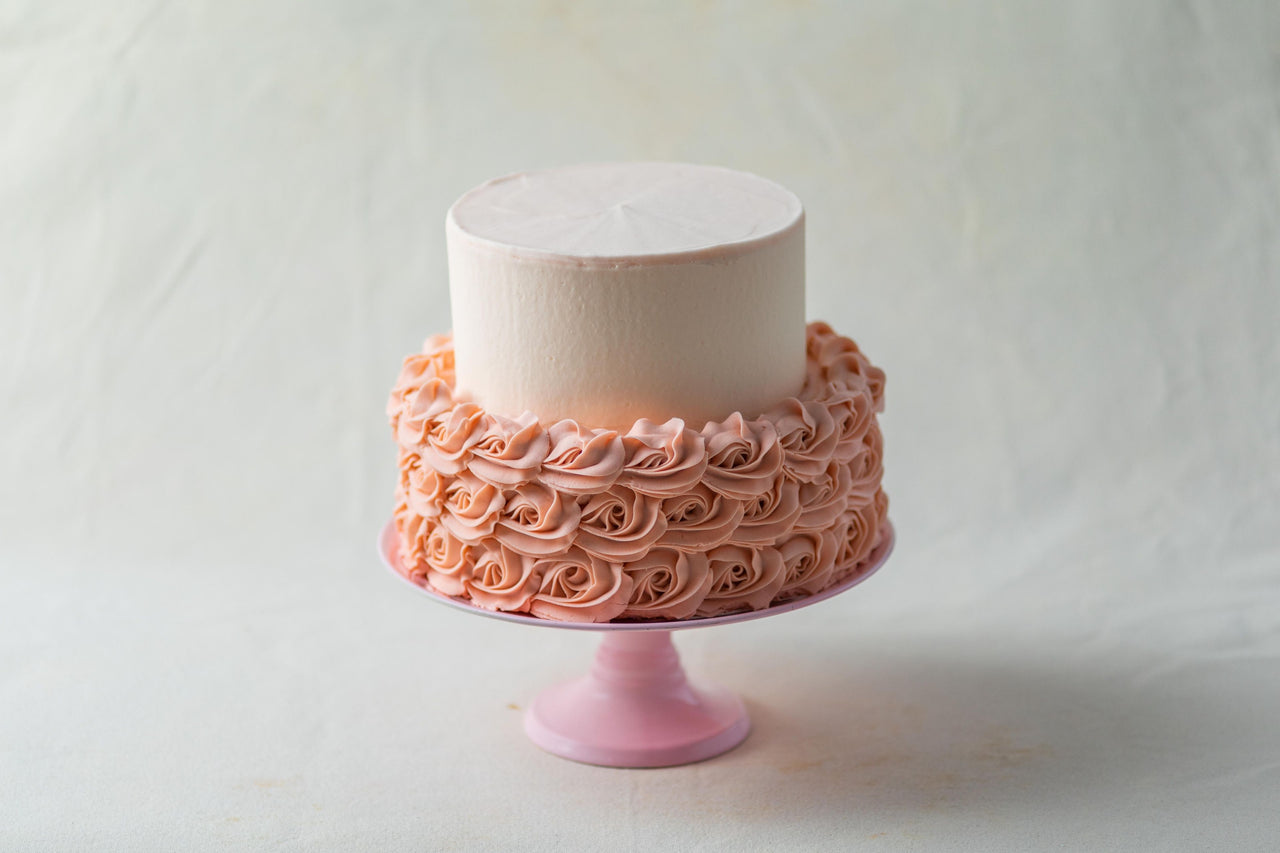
[387, 322, 888, 623]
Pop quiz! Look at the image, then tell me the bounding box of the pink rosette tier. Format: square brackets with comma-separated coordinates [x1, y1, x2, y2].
[387, 322, 887, 623]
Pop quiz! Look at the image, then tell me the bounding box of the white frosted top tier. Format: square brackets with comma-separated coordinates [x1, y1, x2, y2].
[445, 162, 806, 429]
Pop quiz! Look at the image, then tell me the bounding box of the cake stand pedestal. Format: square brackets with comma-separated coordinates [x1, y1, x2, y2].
[378, 522, 894, 768]
[525, 629, 748, 767]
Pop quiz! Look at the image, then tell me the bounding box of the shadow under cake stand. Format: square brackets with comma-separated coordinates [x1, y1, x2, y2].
[378, 521, 894, 768]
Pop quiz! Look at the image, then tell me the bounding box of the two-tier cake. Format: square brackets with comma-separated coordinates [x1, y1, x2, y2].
[387, 162, 887, 623]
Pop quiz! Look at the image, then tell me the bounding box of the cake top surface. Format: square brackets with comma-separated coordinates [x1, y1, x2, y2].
[447, 162, 803, 266]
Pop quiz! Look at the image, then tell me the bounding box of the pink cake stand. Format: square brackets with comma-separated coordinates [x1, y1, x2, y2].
[378, 521, 894, 768]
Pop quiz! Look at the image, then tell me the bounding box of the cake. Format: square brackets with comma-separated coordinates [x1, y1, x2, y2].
[387, 162, 888, 623]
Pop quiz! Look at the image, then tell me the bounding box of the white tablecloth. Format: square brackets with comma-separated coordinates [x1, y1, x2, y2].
[3, 2, 1277, 850]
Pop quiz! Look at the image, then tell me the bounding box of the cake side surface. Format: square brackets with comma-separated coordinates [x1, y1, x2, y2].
[389, 163, 888, 623]
[446, 162, 806, 430]
[388, 323, 887, 623]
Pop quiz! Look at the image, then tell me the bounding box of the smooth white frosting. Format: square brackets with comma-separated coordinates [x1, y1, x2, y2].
[446, 162, 806, 429]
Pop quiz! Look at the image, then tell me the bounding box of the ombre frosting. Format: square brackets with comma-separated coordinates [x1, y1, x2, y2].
[388, 322, 888, 623]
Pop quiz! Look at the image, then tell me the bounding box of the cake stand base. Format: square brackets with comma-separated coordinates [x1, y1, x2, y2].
[379, 520, 894, 768]
[524, 630, 749, 768]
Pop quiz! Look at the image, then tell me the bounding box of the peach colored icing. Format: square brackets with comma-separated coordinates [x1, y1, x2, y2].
[388, 321, 888, 623]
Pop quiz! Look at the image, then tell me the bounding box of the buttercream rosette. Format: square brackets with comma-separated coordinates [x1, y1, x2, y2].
[388, 322, 888, 622]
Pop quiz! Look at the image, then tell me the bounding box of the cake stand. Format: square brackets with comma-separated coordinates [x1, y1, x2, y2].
[377, 521, 894, 768]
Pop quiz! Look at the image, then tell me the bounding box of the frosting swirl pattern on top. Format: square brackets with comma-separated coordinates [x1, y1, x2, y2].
[389, 321, 887, 623]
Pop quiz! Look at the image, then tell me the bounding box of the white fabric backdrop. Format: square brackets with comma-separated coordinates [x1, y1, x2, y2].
[2, 1, 1277, 850]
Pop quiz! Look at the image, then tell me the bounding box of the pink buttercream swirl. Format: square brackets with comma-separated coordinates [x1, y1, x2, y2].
[529, 548, 632, 623]
[387, 334, 454, 427]
[696, 544, 787, 617]
[394, 378, 454, 448]
[793, 458, 852, 533]
[421, 403, 486, 476]
[466, 544, 540, 612]
[388, 322, 887, 622]
[764, 397, 840, 481]
[847, 422, 885, 505]
[775, 528, 839, 600]
[700, 413, 783, 500]
[575, 486, 668, 562]
[404, 454, 448, 520]
[439, 472, 504, 544]
[730, 474, 802, 546]
[833, 488, 887, 582]
[618, 418, 708, 497]
[494, 481, 581, 557]
[540, 421, 626, 494]
[421, 520, 476, 596]
[824, 385, 875, 464]
[623, 548, 713, 621]
[657, 483, 743, 552]
[395, 509, 431, 579]
[806, 321, 886, 411]
[468, 412, 550, 487]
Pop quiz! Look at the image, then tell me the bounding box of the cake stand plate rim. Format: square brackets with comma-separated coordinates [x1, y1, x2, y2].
[377, 518, 894, 632]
